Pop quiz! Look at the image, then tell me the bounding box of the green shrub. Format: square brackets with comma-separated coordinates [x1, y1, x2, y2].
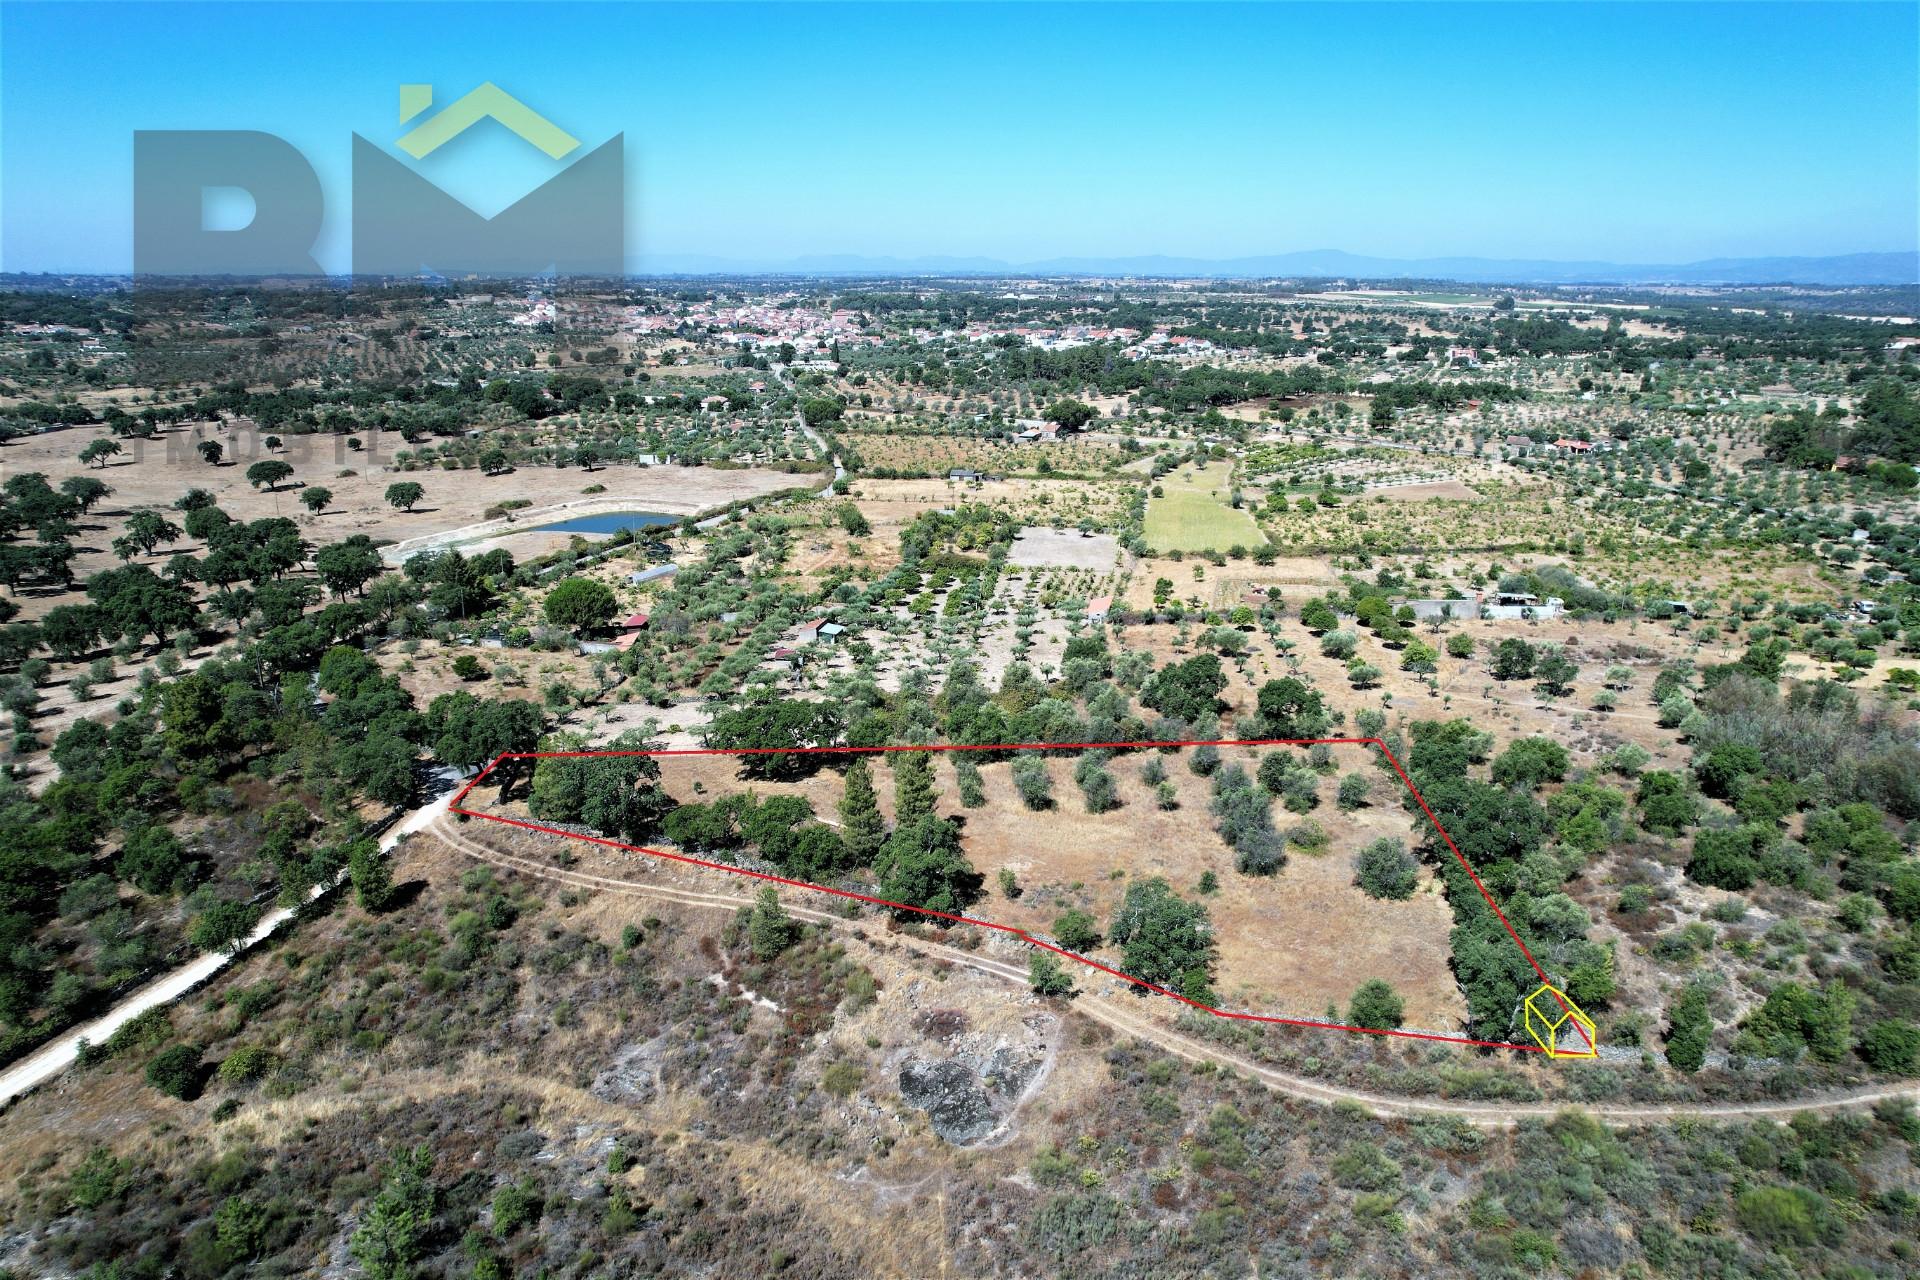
[216, 1046, 279, 1085]
[821, 1060, 862, 1097]
[1053, 909, 1101, 953]
[66, 1145, 131, 1210]
[1355, 838, 1417, 900]
[1012, 754, 1054, 810]
[1734, 1185, 1828, 1246]
[1696, 742, 1765, 798]
[1330, 1140, 1401, 1191]
[350, 1146, 437, 1279]
[1491, 737, 1569, 789]
[1029, 952, 1075, 996]
[189, 900, 261, 955]
[145, 1043, 204, 1100]
[1857, 1020, 1920, 1074]
[1688, 824, 1772, 890]
[1606, 742, 1651, 776]
[1108, 877, 1215, 999]
[1638, 771, 1695, 834]
[491, 1179, 543, 1235]
[214, 1193, 270, 1260]
[1348, 979, 1405, 1031]
[1030, 1144, 1076, 1186]
[1665, 985, 1712, 1073]
[1025, 1192, 1123, 1261]
[1734, 981, 1856, 1063]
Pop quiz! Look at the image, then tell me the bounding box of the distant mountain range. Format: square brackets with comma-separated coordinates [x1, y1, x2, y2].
[630, 249, 1919, 287]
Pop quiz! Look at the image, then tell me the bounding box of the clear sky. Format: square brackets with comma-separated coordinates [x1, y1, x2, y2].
[3, 1, 1916, 272]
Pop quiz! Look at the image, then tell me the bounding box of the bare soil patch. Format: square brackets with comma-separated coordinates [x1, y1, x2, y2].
[1007, 527, 1121, 571]
[1369, 479, 1480, 502]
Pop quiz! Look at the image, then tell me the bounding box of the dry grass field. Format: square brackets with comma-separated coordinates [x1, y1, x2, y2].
[2, 422, 807, 607]
[467, 744, 1467, 1034]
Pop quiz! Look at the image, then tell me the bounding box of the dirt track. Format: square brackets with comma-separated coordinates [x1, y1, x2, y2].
[430, 817, 1920, 1129]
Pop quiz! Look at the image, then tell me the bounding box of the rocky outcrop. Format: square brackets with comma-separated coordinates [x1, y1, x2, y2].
[897, 1043, 1046, 1145]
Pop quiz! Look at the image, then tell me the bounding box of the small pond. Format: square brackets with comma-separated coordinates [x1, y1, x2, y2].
[532, 510, 679, 535]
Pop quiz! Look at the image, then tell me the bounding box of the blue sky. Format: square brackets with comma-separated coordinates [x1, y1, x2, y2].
[3, 1, 1916, 272]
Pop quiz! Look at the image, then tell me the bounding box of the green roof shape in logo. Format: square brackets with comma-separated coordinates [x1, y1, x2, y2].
[396, 83, 580, 161]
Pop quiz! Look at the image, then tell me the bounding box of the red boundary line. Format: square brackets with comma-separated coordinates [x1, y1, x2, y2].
[448, 737, 1557, 1056]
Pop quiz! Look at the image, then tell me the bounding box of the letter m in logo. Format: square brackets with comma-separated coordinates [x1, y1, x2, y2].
[353, 83, 622, 277]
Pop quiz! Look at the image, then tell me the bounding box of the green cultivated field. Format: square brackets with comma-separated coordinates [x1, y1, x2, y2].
[1145, 462, 1267, 552]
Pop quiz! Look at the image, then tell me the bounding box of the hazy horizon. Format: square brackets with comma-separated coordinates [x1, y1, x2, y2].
[5, 248, 1916, 289]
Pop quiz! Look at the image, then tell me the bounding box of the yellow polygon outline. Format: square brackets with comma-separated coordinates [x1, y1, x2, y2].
[1523, 983, 1597, 1059]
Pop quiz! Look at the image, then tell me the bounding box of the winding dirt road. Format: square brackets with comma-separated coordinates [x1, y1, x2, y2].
[430, 818, 1920, 1129]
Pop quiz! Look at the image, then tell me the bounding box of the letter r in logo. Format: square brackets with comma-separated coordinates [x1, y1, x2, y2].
[134, 131, 324, 276]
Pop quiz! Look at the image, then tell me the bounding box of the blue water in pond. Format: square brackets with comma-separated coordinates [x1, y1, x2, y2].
[533, 511, 678, 535]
